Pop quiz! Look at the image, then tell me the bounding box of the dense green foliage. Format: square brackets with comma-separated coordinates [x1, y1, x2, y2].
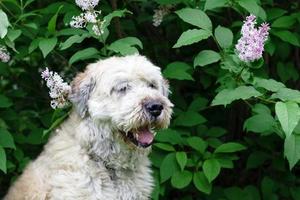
[1, 0, 300, 199]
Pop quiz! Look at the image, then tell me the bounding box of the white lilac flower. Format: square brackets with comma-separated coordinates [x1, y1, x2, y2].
[75, 0, 99, 11]
[152, 6, 172, 27]
[41, 68, 71, 109]
[153, 9, 164, 27]
[92, 22, 104, 36]
[70, 13, 86, 28]
[0, 46, 10, 63]
[70, 1, 104, 36]
[235, 14, 270, 62]
[84, 11, 98, 23]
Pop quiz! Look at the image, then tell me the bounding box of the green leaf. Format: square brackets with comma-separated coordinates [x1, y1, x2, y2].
[7, 29, 22, 42]
[224, 187, 245, 200]
[0, 128, 16, 149]
[163, 62, 194, 81]
[176, 152, 187, 171]
[261, 177, 277, 200]
[194, 50, 221, 67]
[103, 9, 131, 30]
[171, 170, 192, 189]
[214, 142, 246, 153]
[203, 159, 221, 183]
[155, 129, 183, 145]
[272, 16, 296, 28]
[38, 37, 58, 58]
[238, 1, 266, 20]
[107, 37, 143, 56]
[253, 78, 285, 92]
[0, 10, 10, 38]
[246, 151, 268, 169]
[217, 158, 234, 169]
[277, 62, 298, 83]
[28, 38, 41, 53]
[204, 0, 227, 11]
[271, 88, 300, 102]
[252, 103, 271, 115]
[207, 127, 227, 137]
[160, 153, 179, 183]
[0, 146, 6, 173]
[214, 25, 233, 49]
[173, 29, 211, 48]
[187, 136, 208, 154]
[188, 97, 209, 111]
[155, 0, 182, 4]
[244, 114, 276, 133]
[207, 138, 222, 148]
[284, 134, 300, 170]
[239, 0, 259, 13]
[272, 30, 300, 47]
[174, 111, 207, 127]
[275, 102, 300, 137]
[212, 86, 262, 106]
[267, 8, 287, 21]
[154, 143, 175, 151]
[47, 5, 63, 34]
[69, 47, 99, 65]
[290, 187, 300, 200]
[175, 8, 212, 30]
[59, 34, 90, 50]
[0, 95, 13, 108]
[193, 172, 212, 194]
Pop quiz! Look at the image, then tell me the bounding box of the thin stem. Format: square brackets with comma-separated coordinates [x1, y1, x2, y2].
[243, 99, 253, 108]
[211, 35, 224, 61]
[19, 0, 24, 15]
[92, 9, 107, 56]
[256, 96, 276, 104]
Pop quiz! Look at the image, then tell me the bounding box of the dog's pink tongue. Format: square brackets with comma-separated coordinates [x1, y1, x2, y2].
[137, 129, 154, 145]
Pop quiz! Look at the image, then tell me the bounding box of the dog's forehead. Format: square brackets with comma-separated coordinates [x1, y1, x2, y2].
[92, 55, 163, 83]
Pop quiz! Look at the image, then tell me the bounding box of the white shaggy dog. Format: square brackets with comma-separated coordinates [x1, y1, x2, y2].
[5, 55, 173, 200]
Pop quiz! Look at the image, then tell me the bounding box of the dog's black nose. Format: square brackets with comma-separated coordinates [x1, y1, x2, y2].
[145, 101, 164, 118]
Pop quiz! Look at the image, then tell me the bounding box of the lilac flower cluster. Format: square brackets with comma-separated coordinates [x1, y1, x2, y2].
[153, 6, 172, 27]
[41, 68, 71, 109]
[70, 0, 105, 36]
[235, 14, 270, 62]
[0, 45, 10, 63]
[75, 0, 99, 11]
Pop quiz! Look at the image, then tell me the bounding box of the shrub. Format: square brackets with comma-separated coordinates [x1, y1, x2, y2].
[1, 0, 300, 199]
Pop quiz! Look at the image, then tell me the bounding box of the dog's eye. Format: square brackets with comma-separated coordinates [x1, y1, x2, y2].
[149, 83, 157, 89]
[118, 86, 127, 93]
[115, 84, 131, 94]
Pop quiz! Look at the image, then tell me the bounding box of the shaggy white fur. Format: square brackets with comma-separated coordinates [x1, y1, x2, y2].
[5, 55, 173, 200]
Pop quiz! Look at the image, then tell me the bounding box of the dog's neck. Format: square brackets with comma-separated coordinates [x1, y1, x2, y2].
[67, 111, 151, 171]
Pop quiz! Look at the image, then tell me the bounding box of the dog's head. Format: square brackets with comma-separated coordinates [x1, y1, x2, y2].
[69, 55, 173, 148]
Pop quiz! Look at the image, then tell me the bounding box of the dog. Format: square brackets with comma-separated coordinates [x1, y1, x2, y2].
[5, 55, 173, 200]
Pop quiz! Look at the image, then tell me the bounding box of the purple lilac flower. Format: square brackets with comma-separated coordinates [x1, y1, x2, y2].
[235, 14, 270, 62]
[0, 46, 10, 63]
[41, 68, 71, 109]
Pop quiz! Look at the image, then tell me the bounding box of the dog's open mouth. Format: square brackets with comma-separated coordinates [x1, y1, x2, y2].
[120, 127, 154, 148]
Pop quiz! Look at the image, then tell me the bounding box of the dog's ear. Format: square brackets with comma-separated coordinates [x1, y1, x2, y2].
[162, 78, 171, 97]
[69, 71, 96, 118]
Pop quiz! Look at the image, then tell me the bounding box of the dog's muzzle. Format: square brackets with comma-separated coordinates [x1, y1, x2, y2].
[119, 99, 167, 148]
[144, 100, 164, 118]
